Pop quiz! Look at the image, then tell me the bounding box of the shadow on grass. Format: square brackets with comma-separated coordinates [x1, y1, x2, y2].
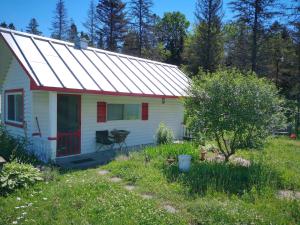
[163, 161, 282, 195]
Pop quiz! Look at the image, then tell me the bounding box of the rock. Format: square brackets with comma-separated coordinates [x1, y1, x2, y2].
[278, 190, 300, 200]
[109, 177, 122, 183]
[98, 170, 110, 175]
[231, 157, 251, 167]
[163, 204, 177, 213]
[124, 185, 135, 191]
[140, 193, 154, 200]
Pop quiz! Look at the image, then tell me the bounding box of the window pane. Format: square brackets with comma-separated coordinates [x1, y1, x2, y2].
[107, 104, 123, 121]
[7, 95, 15, 121]
[124, 104, 140, 120]
[15, 94, 23, 122]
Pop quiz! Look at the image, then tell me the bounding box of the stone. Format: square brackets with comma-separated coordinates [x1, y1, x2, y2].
[141, 194, 154, 200]
[109, 177, 122, 183]
[124, 185, 135, 191]
[163, 204, 177, 214]
[278, 190, 300, 200]
[98, 170, 110, 175]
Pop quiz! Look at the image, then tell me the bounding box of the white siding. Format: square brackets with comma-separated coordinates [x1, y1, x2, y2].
[81, 95, 184, 154]
[1, 58, 33, 137]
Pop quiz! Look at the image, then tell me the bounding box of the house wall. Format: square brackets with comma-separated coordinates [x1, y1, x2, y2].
[31, 92, 184, 156]
[1, 58, 33, 137]
[81, 95, 184, 154]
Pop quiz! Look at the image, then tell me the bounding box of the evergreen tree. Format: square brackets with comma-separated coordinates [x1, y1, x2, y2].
[8, 23, 16, 30]
[129, 0, 153, 56]
[0, 22, 8, 28]
[156, 12, 189, 65]
[83, 0, 98, 46]
[224, 20, 251, 71]
[26, 18, 42, 35]
[184, 0, 223, 74]
[96, 0, 128, 51]
[230, 0, 280, 73]
[122, 29, 140, 56]
[51, 0, 69, 40]
[68, 21, 78, 42]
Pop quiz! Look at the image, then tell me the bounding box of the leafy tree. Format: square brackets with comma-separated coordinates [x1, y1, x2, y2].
[156, 12, 190, 65]
[96, 0, 128, 51]
[83, 0, 98, 46]
[184, 0, 223, 74]
[129, 0, 154, 56]
[51, 0, 69, 40]
[230, 0, 280, 73]
[184, 69, 285, 161]
[26, 18, 42, 35]
[68, 21, 78, 42]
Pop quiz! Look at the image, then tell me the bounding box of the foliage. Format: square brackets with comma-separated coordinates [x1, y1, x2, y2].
[26, 18, 42, 35]
[0, 161, 43, 196]
[51, 0, 69, 40]
[0, 126, 39, 165]
[96, 0, 128, 51]
[68, 21, 78, 42]
[155, 122, 174, 145]
[83, 0, 98, 46]
[129, 0, 154, 57]
[183, 0, 223, 74]
[145, 142, 198, 161]
[0, 138, 300, 225]
[155, 12, 190, 65]
[184, 69, 286, 161]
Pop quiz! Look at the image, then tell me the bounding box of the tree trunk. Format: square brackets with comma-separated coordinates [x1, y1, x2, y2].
[251, 0, 259, 73]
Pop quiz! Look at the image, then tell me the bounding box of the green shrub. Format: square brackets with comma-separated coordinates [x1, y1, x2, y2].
[0, 161, 43, 195]
[155, 122, 174, 144]
[0, 125, 39, 165]
[145, 142, 198, 161]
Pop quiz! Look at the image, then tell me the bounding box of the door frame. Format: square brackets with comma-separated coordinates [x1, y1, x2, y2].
[56, 94, 81, 157]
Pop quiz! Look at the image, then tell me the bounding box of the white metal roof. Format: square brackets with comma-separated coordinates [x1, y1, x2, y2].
[0, 28, 190, 98]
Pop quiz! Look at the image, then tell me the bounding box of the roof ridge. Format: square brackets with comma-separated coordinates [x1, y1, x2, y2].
[0, 27, 178, 68]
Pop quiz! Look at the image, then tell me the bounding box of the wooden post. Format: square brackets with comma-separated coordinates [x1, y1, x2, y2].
[49, 92, 57, 160]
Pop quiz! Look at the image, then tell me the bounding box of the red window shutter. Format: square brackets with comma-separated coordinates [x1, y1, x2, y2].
[97, 102, 107, 122]
[141, 103, 148, 120]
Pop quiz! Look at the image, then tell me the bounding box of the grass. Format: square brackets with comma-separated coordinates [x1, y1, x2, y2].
[0, 137, 300, 225]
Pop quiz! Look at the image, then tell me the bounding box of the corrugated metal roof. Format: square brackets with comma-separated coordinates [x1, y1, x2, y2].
[0, 28, 189, 98]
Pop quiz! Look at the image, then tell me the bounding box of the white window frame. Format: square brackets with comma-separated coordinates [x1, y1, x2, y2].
[107, 103, 141, 121]
[5, 90, 24, 126]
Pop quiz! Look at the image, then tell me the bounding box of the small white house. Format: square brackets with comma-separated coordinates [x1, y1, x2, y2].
[0, 28, 189, 162]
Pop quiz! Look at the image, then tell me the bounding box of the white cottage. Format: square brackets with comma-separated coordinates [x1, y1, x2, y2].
[0, 28, 189, 162]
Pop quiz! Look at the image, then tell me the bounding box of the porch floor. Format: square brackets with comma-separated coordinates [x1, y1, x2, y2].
[55, 149, 120, 169]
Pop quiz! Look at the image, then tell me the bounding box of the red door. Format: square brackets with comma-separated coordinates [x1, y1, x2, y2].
[57, 94, 81, 157]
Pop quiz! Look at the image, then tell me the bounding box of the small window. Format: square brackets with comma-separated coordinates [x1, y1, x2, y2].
[107, 104, 140, 121]
[6, 91, 23, 124]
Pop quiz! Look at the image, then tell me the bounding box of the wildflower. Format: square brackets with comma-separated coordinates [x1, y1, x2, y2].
[43, 197, 48, 201]
[16, 197, 21, 201]
[12, 221, 18, 224]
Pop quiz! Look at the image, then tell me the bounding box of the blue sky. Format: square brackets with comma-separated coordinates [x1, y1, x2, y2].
[0, 0, 292, 36]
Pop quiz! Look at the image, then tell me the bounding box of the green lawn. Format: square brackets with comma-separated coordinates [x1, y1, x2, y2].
[0, 137, 299, 225]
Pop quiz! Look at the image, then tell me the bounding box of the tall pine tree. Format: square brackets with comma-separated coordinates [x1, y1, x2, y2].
[184, 0, 223, 74]
[51, 0, 69, 40]
[129, 0, 153, 56]
[96, 0, 128, 51]
[26, 18, 42, 35]
[83, 0, 98, 46]
[68, 21, 78, 42]
[230, 0, 280, 73]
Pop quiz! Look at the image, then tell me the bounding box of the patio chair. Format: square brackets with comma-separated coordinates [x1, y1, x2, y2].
[110, 129, 130, 151]
[96, 130, 115, 151]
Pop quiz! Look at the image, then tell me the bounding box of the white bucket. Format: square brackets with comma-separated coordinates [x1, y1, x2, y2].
[178, 155, 192, 172]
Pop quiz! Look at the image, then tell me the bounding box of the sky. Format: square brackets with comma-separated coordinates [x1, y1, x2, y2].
[0, 0, 293, 36]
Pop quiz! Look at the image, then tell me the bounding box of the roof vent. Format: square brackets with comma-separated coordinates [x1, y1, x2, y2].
[74, 36, 88, 50]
